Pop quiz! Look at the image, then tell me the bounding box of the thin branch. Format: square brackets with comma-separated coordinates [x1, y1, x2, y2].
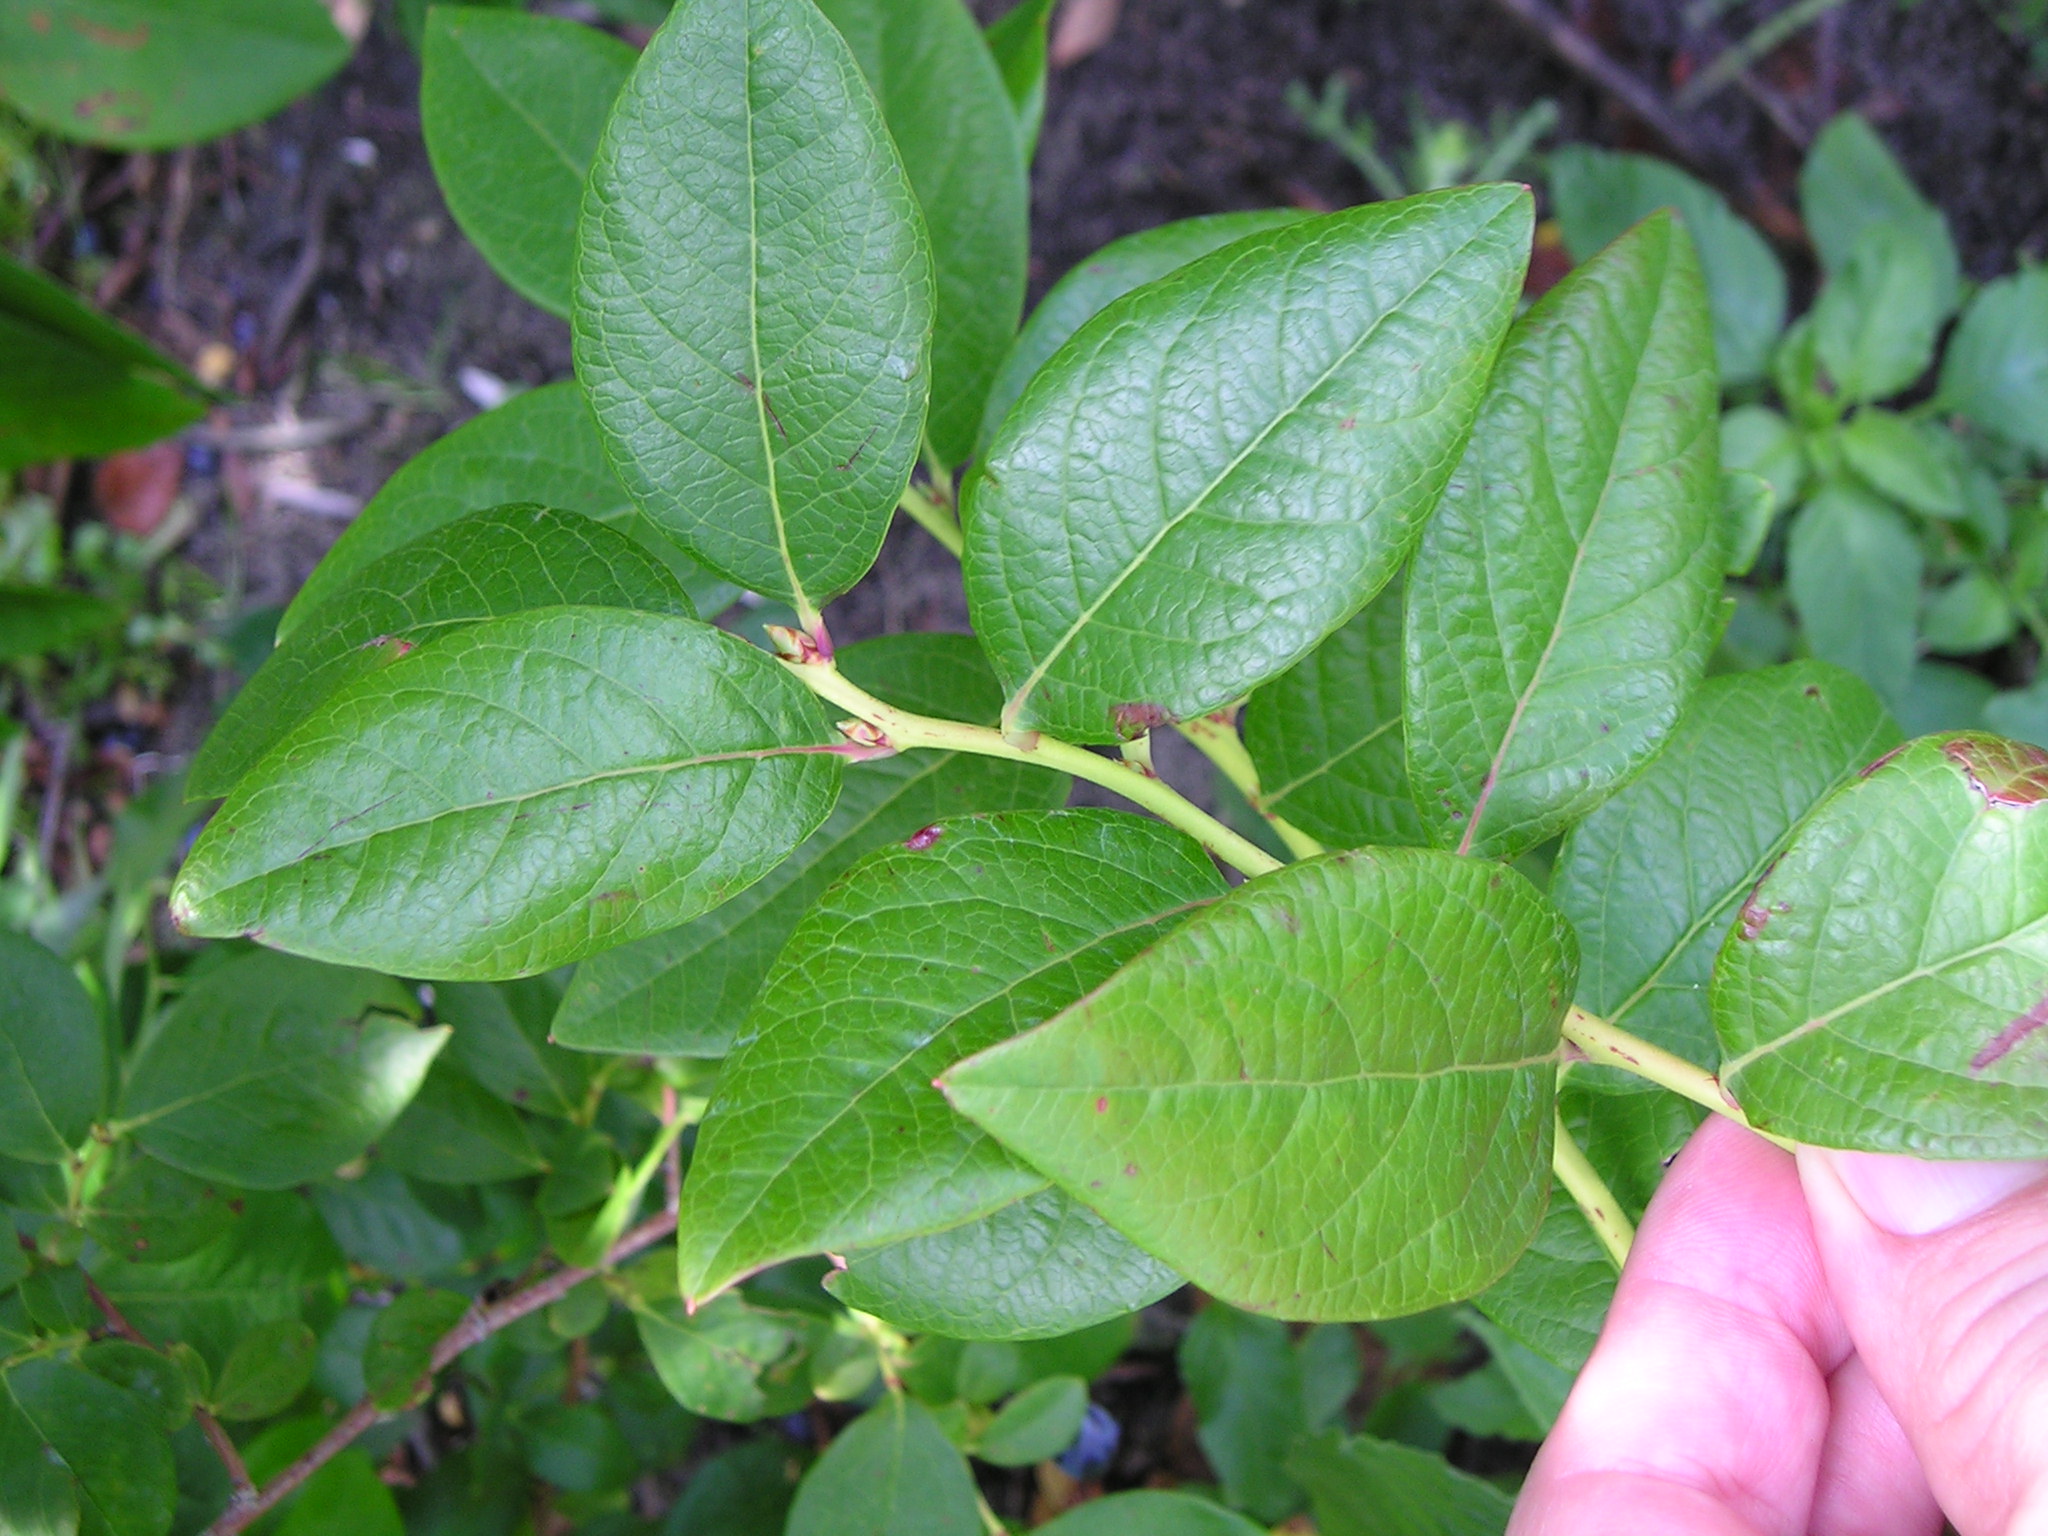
[897, 483, 964, 558]
[1173, 712, 1327, 861]
[201, 1210, 678, 1536]
[1562, 1006, 1795, 1151]
[660, 1084, 683, 1215]
[83, 1271, 253, 1500]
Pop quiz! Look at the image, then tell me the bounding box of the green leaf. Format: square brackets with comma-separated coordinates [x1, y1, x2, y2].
[1548, 144, 1786, 385]
[190, 503, 692, 799]
[632, 1291, 813, 1423]
[376, 1060, 546, 1184]
[0, 254, 203, 471]
[1180, 1304, 1305, 1521]
[0, 930, 102, 1163]
[422, 10, 635, 317]
[116, 951, 441, 1190]
[825, 1185, 1178, 1341]
[0, 0, 351, 148]
[984, 0, 1054, 163]
[1903, 660, 1998, 736]
[1940, 266, 2048, 457]
[522, 1401, 636, 1494]
[551, 632, 1068, 1055]
[662, 1438, 804, 1536]
[313, 1168, 468, 1280]
[1721, 470, 1774, 578]
[1799, 114, 1960, 312]
[1720, 404, 1805, 518]
[281, 384, 732, 638]
[1473, 1194, 1611, 1373]
[816, 0, 1027, 464]
[1986, 680, 2048, 749]
[78, 1342, 194, 1434]
[1287, 1431, 1512, 1536]
[785, 1394, 981, 1536]
[1404, 210, 1723, 859]
[966, 186, 1532, 743]
[275, 1451, 402, 1536]
[976, 209, 1312, 454]
[1716, 733, 2048, 1154]
[1035, 1491, 1268, 1536]
[364, 1288, 469, 1412]
[1813, 227, 1948, 403]
[0, 1359, 176, 1536]
[90, 1191, 340, 1375]
[1241, 577, 1421, 849]
[1550, 662, 1898, 1079]
[210, 1319, 316, 1421]
[1923, 570, 2015, 656]
[83, 1155, 243, 1265]
[574, 0, 934, 610]
[945, 847, 1574, 1320]
[438, 978, 592, 1120]
[973, 1374, 1087, 1467]
[1839, 409, 1965, 519]
[0, 586, 126, 663]
[675, 809, 1225, 1305]
[170, 609, 844, 979]
[1786, 484, 1923, 712]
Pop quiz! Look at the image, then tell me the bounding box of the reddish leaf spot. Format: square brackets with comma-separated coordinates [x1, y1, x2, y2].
[1110, 701, 1174, 740]
[1094, 1096, 1108, 1113]
[1339, 416, 1356, 431]
[1122, 1162, 1139, 1177]
[904, 824, 945, 851]
[1859, 743, 1910, 779]
[1971, 993, 2048, 1071]
[28, 9, 50, 34]
[1942, 736, 2048, 808]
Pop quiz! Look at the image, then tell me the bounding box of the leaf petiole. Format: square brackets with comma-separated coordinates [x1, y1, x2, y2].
[1551, 1109, 1634, 1267]
[1174, 710, 1328, 861]
[1562, 1006, 1795, 1152]
[898, 481, 964, 556]
[780, 651, 1285, 879]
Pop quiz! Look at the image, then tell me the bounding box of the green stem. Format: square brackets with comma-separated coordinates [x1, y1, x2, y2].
[1562, 1006, 1795, 1152]
[1552, 1109, 1633, 1268]
[1676, 0, 1851, 107]
[898, 483, 964, 558]
[1174, 712, 1327, 862]
[785, 655, 1285, 880]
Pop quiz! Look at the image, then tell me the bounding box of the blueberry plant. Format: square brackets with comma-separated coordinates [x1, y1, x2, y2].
[6, 0, 2048, 1531]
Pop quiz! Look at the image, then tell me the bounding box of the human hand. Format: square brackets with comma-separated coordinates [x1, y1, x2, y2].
[1508, 1115, 2048, 1535]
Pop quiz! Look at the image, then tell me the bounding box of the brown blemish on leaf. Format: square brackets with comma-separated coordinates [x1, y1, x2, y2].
[1339, 416, 1356, 430]
[69, 17, 147, 46]
[28, 10, 50, 34]
[1122, 1162, 1139, 1176]
[1860, 743, 1910, 779]
[1110, 701, 1175, 740]
[1941, 736, 2048, 808]
[903, 824, 945, 851]
[1970, 993, 2048, 1071]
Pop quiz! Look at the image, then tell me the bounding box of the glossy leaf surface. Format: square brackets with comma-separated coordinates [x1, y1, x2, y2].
[967, 186, 1532, 742]
[1717, 734, 2048, 1154]
[422, 10, 634, 316]
[0, 0, 351, 149]
[816, 0, 1027, 463]
[551, 633, 1066, 1055]
[975, 1374, 1087, 1466]
[191, 504, 689, 799]
[633, 1291, 814, 1423]
[0, 1359, 175, 1536]
[0, 253, 203, 471]
[0, 929, 103, 1163]
[944, 847, 1574, 1319]
[984, 0, 1053, 162]
[976, 209, 1312, 453]
[1242, 578, 1420, 849]
[440, 979, 592, 1119]
[117, 952, 441, 1189]
[1551, 662, 1897, 1076]
[785, 1395, 980, 1536]
[825, 1185, 1179, 1340]
[1549, 144, 1786, 385]
[574, 0, 934, 608]
[282, 384, 730, 635]
[1404, 211, 1723, 858]
[675, 810, 1225, 1305]
[171, 609, 842, 979]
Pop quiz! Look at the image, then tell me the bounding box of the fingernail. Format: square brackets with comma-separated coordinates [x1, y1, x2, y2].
[1822, 1150, 2048, 1237]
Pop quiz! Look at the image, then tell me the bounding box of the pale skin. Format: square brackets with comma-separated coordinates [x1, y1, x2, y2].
[1509, 1117, 2048, 1536]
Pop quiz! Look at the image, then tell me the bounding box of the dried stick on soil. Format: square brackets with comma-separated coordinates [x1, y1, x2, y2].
[1486, 0, 1717, 170]
[199, 1209, 680, 1536]
[81, 1271, 255, 1500]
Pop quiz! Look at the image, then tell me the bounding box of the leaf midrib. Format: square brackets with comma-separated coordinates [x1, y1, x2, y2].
[1003, 198, 1515, 728]
[1263, 715, 1400, 805]
[967, 1050, 1561, 1094]
[1458, 234, 1675, 856]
